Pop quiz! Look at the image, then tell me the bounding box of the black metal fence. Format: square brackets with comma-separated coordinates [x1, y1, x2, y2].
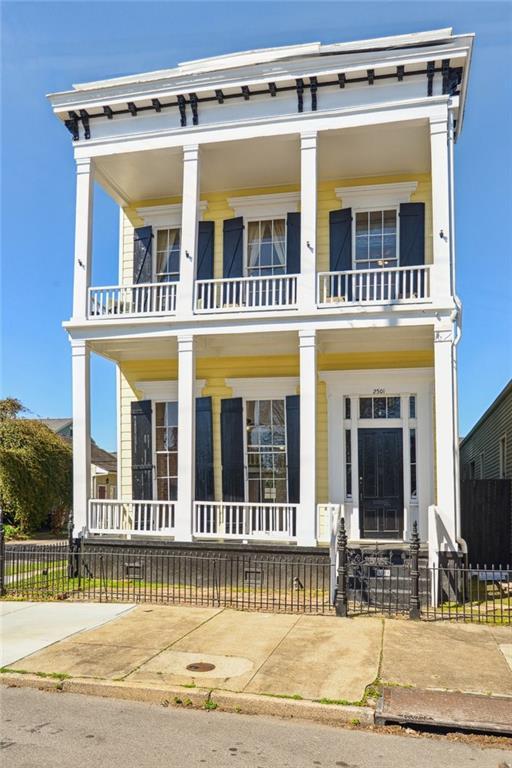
[1, 544, 333, 614]
[1, 528, 510, 624]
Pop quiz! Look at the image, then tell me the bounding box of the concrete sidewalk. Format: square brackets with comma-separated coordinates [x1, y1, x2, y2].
[3, 603, 511, 705]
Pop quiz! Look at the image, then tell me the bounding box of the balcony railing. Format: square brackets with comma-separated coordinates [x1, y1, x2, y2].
[88, 282, 177, 319]
[88, 500, 175, 536]
[194, 501, 297, 540]
[317, 265, 431, 307]
[194, 274, 298, 313]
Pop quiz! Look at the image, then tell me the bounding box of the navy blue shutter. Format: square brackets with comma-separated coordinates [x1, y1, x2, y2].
[195, 397, 214, 501]
[197, 221, 215, 280]
[221, 397, 245, 502]
[131, 400, 153, 500]
[133, 226, 153, 284]
[329, 208, 352, 272]
[286, 212, 301, 274]
[399, 203, 425, 297]
[399, 203, 425, 266]
[223, 217, 244, 278]
[286, 395, 300, 504]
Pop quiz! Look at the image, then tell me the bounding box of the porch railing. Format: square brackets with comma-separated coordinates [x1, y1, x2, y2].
[88, 282, 177, 318]
[194, 502, 297, 540]
[88, 500, 176, 536]
[194, 274, 298, 313]
[317, 265, 431, 307]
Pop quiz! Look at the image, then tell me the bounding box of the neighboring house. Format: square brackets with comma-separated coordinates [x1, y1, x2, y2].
[48, 28, 474, 557]
[40, 419, 117, 500]
[460, 380, 512, 480]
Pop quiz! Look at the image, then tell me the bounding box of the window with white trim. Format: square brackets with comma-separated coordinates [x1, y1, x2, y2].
[155, 228, 180, 282]
[354, 209, 398, 270]
[155, 401, 178, 500]
[246, 399, 288, 503]
[247, 219, 286, 277]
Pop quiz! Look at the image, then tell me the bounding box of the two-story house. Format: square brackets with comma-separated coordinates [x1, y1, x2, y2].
[48, 28, 473, 562]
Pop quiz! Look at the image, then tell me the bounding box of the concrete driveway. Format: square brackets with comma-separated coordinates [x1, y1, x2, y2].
[0, 601, 135, 667]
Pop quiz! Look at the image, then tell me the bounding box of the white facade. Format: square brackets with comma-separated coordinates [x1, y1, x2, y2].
[48, 28, 474, 557]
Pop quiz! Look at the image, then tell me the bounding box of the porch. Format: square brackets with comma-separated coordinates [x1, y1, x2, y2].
[74, 324, 459, 553]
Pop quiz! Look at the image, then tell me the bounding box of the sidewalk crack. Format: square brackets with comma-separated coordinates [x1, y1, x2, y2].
[241, 614, 302, 692]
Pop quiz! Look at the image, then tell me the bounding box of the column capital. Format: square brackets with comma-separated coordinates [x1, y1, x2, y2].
[183, 144, 200, 160]
[299, 328, 317, 347]
[300, 131, 317, 149]
[177, 333, 194, 352]
[75, 157, 93, 175]
[70, 339, 89, 355]
[429, 116, 448, 136]
[434, 327, 455, 344]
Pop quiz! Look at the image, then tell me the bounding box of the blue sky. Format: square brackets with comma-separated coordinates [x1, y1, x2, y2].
[1, 1, 511, 451]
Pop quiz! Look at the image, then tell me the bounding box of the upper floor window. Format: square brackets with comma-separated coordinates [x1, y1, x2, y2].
[247, 219, 286, 277]
[354, 209, 398, 270]
[156, 228, 180, 282]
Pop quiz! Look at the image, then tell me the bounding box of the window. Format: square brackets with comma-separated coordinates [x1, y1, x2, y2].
[359, 396, 401, 419]
[247, 219, 286, 277]
[354, 209, 398, 270]
[410, 429, 417, 499]
[409, 395, 416, 419]
[155, 228, 180, 282]
[246, 399, 287, 503]
[499, 436, 507, 479]
[345, 429, 352, 498]
[155, 401, 178, 501]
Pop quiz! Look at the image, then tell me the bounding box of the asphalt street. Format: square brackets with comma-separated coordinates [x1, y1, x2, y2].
[2, 687, 511, 768]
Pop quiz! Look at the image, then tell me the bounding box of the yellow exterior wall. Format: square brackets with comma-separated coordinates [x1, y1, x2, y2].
[118, 349, 433, 502]
[120, 173, 432, 283]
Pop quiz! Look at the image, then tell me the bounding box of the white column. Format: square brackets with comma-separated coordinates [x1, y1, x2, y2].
[433, 325, 457, 551]
[177, 145, 200, 318]
[176, 334, 195, 541]
[299, 132, 317, 313]
[430, 115, 452, 301]
[298, 329, 317, 546]
[71, 339, 91, 537]
[72, 158, 94, 321]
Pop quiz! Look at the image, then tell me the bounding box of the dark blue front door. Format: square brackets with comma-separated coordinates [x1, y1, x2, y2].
[358, 428, 403, 539]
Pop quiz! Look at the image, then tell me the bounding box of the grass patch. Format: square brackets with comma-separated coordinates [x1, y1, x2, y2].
[1, 666, 71, 681]
[260, 692, 303, 700]
[204, 698, 218, 711]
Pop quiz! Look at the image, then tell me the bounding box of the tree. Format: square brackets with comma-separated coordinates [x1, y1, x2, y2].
[0, 399, 72, 533]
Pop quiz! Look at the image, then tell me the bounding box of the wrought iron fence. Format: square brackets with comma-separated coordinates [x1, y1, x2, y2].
[1, 545, 333, 614]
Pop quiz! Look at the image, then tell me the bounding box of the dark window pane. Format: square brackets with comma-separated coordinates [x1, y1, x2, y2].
[374, 397, 387, 418]
[383, 209, 396, 234]
[168, 452, 178, 476]
[272, 400, 285, 425]
[166, 401, 178, 427]
[410, 429, 416, 463]
[356, 212, 368, 234]
[156, 455, 167, 477]
[359, 397, 373, 418]
[355, 236, 368, 261]
[157, 478, 168, 500]
[344, 397, 351, 420]
[411, 465, 417, 497]
[169, 478, 178, 501]
[409, 396, 416, 419]
[387, 397, 401, 418]
[155, 402, 165, 427]
[369, 210, 382, 234]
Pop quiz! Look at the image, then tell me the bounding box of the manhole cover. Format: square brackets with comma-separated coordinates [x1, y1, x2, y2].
[186, 662, 216, 672]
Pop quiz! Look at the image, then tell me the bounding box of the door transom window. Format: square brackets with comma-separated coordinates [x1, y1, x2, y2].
[246, 399, 288, 503]
[247, 219, 286, 277]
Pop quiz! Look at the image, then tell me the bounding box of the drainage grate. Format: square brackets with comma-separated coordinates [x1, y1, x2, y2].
[186, 662, 216, 672]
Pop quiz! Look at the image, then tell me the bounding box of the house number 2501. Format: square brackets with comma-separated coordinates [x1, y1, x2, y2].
[373, 388, 385, 395]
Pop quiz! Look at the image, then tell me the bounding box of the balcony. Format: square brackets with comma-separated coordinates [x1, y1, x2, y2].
[195, 274, 298, 314]
[317, 265, 431, 308]
[88, 283, 177, 319]
[194, 502, 297, 541]
[88, 499, 175, 536]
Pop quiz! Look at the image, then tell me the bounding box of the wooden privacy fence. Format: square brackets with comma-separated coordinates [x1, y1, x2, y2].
[461, 479, 512, 566]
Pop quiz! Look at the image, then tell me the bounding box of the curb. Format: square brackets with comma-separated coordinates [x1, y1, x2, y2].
[0, 673, 373, 727]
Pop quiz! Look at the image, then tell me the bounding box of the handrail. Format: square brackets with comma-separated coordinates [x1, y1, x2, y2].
[317, 265, 431, 306]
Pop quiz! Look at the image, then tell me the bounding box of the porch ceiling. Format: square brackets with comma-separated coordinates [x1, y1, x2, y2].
[90, 326, 433, 363]
[94, 119, 430, 205]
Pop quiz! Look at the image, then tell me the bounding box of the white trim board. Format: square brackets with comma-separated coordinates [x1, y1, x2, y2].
[226, 376, 299, 398]
[135, 379, 206, 399]
[227, 192, 300, 219]
[335, 182, 418, 209]
[136, 202, 208, 228]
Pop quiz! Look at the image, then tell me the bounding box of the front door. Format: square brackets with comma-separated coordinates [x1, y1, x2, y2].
[358, 428, 403, 539]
